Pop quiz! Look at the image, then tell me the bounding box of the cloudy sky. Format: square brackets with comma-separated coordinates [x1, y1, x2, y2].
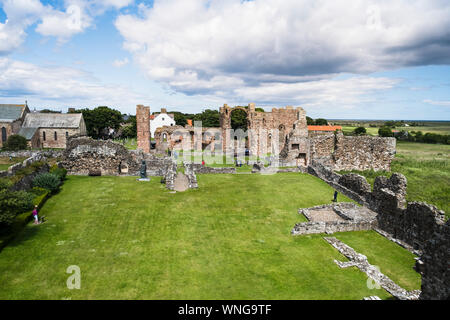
[1, 0, 450, 119]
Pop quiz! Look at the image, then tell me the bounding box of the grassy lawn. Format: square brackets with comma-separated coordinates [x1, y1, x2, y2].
[339, 141, 449, 218]
[0, 156, 27, 171]
[0, 174, 420, 299]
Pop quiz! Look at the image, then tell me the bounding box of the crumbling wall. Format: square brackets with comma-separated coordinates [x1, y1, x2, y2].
[419, 219, 450, 300]
[331, 134, 396, 171]
[184, 163, 236, 174]
[60, 137, 140, 176]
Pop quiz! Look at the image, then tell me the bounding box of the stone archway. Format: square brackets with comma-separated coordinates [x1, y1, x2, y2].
[220, 104, 253, 153]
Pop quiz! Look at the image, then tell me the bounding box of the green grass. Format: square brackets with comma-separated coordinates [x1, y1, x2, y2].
[0, 156, 27, 171]
[0, 174, 420, 299]
[114, 138, 137, 150]
[339, 141, 449, 218]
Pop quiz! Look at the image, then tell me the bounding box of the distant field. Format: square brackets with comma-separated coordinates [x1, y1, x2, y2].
[334, 120, 450, 136]
[339, 141, 449, 218]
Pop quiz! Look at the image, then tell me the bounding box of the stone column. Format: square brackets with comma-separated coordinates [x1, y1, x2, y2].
[136, 105, 151, 153]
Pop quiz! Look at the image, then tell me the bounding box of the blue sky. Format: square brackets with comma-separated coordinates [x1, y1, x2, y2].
[1, 0, 449, 120]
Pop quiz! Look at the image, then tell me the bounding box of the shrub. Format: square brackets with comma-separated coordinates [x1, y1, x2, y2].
[0, 190, 33, 229]
[50, 165, 67, 181]
[0, 178, 12, 191]
[33, 173, 61, 193]
[378, 126, 393, 137]
[3, 135, 28, 151]
[354, 127, 367, 135]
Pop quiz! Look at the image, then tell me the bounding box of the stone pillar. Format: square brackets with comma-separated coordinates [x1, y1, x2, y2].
[136, 105, 151, 153]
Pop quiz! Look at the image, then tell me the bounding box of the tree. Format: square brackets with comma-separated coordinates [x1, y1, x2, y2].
[121, 115, 136, 138]
[230, 109, 248, 130]
[3, 134, 28, 151]
[378, 126, 393, 137]
[315, 118, 328, 125]
[306, 116, 315, 125]
[71, 106, 123, 139]
[354, 127, 367, 135]
[40, 109, 61, 113]
[193, 109, 220, 127]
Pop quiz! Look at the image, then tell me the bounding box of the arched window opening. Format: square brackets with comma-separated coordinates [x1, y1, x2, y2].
[54, 132, 58, 140]
[43, 131, 46, 141]
[1, 127, 7, 143]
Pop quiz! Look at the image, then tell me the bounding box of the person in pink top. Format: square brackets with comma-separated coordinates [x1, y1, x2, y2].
[32, 206, 39, 225]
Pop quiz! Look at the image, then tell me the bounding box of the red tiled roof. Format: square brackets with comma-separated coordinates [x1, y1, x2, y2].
[150, 115, 155, 120]
[308, 125, 342, 131]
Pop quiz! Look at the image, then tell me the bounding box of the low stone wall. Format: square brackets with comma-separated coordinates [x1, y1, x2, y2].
[1, 153, 52, 178]
[292, 203, 377, 235]
[184, 163, 236, 174]
[291, 220, 376, 235]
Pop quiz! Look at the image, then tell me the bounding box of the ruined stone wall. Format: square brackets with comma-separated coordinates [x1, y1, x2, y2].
[60, 137, 140, 176]
[419, 220, 449, 300]
[136, 105, 151, 153]
[309, 132, 335, 159]
[184, 163, 236, 174]
[331, 133, 396, 171]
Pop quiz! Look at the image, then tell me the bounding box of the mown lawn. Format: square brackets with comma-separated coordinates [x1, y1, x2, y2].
[0, 174, 420, 299]
[339, 141, 449, 218]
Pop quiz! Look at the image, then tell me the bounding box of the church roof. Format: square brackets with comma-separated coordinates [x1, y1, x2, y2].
[22, 113, 83, 129]
[18, 127, 38, 140]
[0, 104, 28, 122]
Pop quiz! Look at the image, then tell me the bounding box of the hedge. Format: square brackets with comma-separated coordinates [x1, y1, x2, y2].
[0, 190, 50, 252]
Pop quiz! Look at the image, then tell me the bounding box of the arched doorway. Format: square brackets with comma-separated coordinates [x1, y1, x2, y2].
[230, 108, 249, 151]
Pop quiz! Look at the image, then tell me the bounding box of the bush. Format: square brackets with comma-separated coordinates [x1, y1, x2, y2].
[378, 126, 393, 137]
[0, 178, 12, 191]
[33, 173, 61, 193]
[50, 165, 67, 181]
[2, 135, 28, 151]
[0, 190, 34, 229]
[354, 127, 367, 135]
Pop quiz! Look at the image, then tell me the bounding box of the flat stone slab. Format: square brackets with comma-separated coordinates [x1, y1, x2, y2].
[307, 209, 346, 222]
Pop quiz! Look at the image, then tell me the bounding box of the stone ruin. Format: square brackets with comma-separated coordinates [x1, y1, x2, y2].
[143, 103, 396, 172]
[301, 162, 449, 300]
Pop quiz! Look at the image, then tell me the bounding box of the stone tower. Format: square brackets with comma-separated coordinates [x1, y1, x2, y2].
[136, 105, 151, 153]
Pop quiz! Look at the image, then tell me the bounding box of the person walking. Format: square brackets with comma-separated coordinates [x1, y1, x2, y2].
[32, 206, 40, 225]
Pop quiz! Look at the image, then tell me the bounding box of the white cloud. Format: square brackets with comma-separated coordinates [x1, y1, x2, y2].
[115, 0, 450, 105]
[423, 99, 450, 107]
[113, 57, 129, 68]
[0, 0, 46, 54]
[0, 0, 134, 50]
[0, 57, 148, 109]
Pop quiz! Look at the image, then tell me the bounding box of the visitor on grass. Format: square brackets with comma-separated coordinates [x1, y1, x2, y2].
[202, 159, 205, 166]
[32, 206, 40, 225]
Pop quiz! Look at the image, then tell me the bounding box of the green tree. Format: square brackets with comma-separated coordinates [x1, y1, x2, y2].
[378, 126, 393, 137]
[71, 106, 123, 139]
[121, 115, 136, 138]
[3, 134, 28, 151]
[193, 109, 220, 127]
[306, 116, 315, 125]
[315, 118, 328, 125]
[354, 127, 367, 135]
[230, 109, 248, 130]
